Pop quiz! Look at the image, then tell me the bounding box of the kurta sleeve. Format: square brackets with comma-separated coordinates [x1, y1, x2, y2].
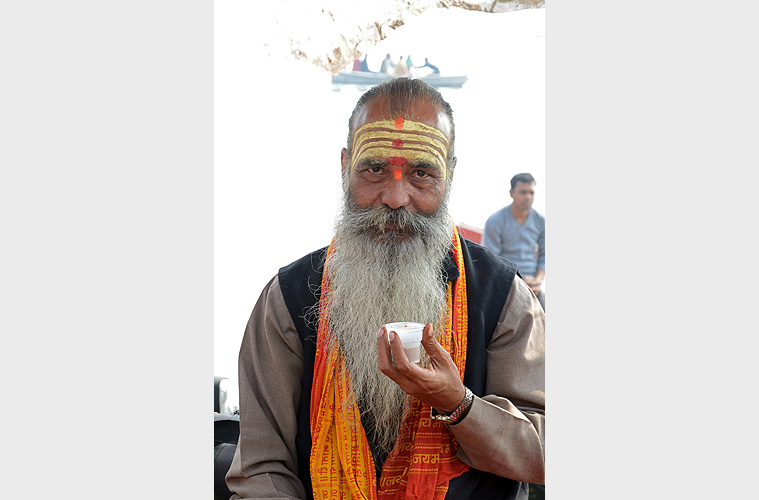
[226, 276, 308, 500]
[448, 277, 545, 485]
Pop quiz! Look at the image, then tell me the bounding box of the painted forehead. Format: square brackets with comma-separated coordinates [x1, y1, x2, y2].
[350, 117, 450, 179]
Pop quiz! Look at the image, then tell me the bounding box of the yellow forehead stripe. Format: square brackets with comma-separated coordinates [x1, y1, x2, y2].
[351, 119, 449, 150]
[350, 118, 450, 179]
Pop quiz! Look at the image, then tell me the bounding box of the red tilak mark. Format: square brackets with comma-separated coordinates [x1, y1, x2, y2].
[394, 117, 405, 129]
[392, 139, 404, 149]
[394, 168, 402, 180]
[387, 156, 407, 166]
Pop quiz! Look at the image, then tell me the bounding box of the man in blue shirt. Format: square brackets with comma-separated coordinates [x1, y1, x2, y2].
[483, 173, 546, 310]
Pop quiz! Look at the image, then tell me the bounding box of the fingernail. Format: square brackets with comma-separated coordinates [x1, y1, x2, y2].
[388, 330, 395, 341]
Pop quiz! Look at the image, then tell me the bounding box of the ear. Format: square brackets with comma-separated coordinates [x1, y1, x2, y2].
[447, 156, 457, 181]
[341, 148, 349, 175]
[341, 148, 351, 192]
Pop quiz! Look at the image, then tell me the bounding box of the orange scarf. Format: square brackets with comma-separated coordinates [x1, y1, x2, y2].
[310, 229, 469, 500]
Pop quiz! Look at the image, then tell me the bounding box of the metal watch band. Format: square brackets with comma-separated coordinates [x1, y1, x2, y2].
[430, 387, 474, 425]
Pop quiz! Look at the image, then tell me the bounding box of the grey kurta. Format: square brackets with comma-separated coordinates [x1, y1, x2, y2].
[226, 275, 545, 500]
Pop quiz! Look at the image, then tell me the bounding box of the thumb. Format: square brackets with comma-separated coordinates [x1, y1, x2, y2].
[420, 323, 449, 360]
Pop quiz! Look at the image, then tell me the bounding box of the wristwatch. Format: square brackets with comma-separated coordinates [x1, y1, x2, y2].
[430, 387, 474, 425]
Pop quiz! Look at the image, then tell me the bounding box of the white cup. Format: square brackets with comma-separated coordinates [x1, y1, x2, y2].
[385, 322, 425, 364]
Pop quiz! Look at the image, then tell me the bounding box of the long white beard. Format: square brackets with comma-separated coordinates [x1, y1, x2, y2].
[318, 191, 453, 457]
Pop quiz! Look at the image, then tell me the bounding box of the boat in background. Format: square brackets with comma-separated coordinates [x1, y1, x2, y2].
[331, 70, 468, 89]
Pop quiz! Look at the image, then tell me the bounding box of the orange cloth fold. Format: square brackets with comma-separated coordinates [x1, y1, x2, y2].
[310, 228, 469, 500]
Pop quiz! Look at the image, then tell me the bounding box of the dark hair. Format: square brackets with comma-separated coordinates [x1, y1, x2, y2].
[510, 173, 536, 190]
[346, 77, 456, 168]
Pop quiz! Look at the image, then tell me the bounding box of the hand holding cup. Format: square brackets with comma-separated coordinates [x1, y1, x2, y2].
[377, 322, 466, 413]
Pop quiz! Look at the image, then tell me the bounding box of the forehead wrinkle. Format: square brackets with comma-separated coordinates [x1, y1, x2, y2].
[353, 131, 449, 154]
[351, 130, 447, 158]
[353, 123, 449, 143]
[390, 138, 446, 159]
[351, 131, 449, 169]
[352, 134, 448, 161]
[351, 119, 449, 152]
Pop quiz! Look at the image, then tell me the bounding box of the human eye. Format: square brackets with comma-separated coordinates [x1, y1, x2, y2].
[412, 163, 440, 180]
[357, 159, 386, 179]
[410, 160, 440, 180]
[360, 158, 385, 172]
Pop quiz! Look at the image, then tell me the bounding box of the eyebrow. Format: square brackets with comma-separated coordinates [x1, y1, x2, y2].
[408, 159, 441, 172]
[355, 157, 386, 167]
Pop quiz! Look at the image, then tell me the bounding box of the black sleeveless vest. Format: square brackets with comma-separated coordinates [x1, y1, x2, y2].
[277, 236, 527, 500]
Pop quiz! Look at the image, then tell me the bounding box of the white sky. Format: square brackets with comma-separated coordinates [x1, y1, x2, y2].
[215, 5, 545, 385]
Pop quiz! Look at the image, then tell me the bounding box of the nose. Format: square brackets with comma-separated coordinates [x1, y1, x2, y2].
[380, 178, 411, 210]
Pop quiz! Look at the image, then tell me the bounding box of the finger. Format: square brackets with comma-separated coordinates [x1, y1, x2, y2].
[380, 329, 418, 389]
[387, 327, 412, 366]
[420, 323, 454, 367]
[377, 325, 393, 370]
[380, 327, 415, 376]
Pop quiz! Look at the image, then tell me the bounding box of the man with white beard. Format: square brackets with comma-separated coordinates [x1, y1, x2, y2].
[226, 78, 545, 500]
